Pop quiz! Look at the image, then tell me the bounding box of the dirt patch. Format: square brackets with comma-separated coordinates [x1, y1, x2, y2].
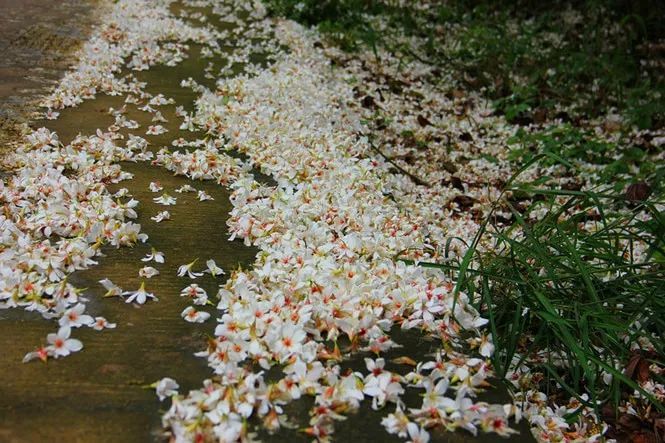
[0, 0, 107, 155]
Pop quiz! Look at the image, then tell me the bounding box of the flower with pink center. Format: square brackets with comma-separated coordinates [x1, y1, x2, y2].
[364, 357, 386, 381]
[180, 284, 208, 305]
[146, 124, 167, 135]
[93, 317, 117, 331]
[58, 303, 94, 328]
[271, 323, 307, 361]
[181, 306, 210, 323]
[47, 326, 83, 358]
[22, 346, 51, 363]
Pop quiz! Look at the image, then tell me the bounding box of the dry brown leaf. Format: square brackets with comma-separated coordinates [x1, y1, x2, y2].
[391, 356, 417, 366]
[631, 431, 658, 443]
[625, 182, 652, 203]
[417, 114, 432, 127]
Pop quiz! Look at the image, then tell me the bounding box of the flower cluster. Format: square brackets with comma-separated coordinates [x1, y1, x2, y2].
[1, 128, 141, 361]
[42, 0, 221, 112]
[161, 12, 514, 442]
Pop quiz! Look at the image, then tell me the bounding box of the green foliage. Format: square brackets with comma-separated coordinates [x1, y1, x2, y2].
[507, 124, 663, 189]
[508, 125, 614, 165]
[406, 157, 665, 411]
[625, 82, 665, 130]
[444, 2, 664, 127]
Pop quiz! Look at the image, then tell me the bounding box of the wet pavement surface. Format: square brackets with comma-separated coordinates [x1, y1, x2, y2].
[0, 0, 103, 150]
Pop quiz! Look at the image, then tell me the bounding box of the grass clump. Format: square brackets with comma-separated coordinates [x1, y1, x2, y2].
[507, 124, 665, 190]
[403, 152, 665, 413]
[462, 175, 664, 409]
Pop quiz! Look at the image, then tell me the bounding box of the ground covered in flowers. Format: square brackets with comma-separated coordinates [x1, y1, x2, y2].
[1, 1, 663, 442]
